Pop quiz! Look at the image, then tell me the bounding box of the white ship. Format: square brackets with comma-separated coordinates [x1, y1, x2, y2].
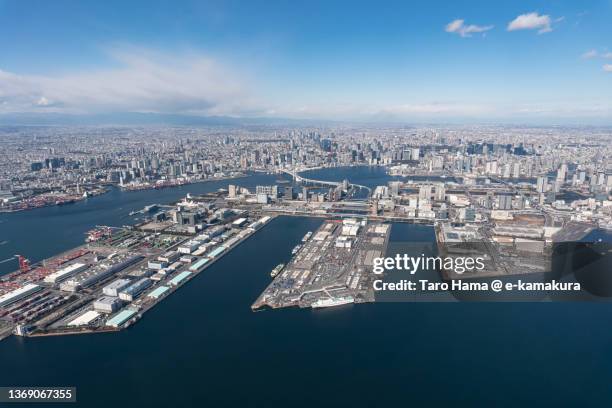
[270, 263, 285, 278]
[311, 296, 354, 309]
[302, 231, 313, 242]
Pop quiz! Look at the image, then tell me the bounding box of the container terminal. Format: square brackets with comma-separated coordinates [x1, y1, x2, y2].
[251, 218, 391, 310]
[435, 219, 553, 280]
[0, 203, 274, 341]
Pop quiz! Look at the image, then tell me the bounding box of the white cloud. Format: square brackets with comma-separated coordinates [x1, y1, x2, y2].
[0, 48, 259, 116]
[507, 12, 557, 34]
[445, 19, 493, 38]
[0, 46, 610, 122]
[445, 20, 464, 33]
[35, 96, 52, 106]
[581, 49, 612, 61]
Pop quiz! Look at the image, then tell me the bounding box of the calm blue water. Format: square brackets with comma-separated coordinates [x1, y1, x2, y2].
[301, 165, 464, 187]
[300, 165, 401, 189]
[1, 169, 611, 407]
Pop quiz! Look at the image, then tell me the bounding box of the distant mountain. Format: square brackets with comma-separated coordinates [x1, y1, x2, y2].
[0, 112, 609, 128]
[0, 112, 333, 127]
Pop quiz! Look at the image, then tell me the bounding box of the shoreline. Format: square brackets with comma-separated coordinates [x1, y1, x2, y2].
[0, 174, 249, 214]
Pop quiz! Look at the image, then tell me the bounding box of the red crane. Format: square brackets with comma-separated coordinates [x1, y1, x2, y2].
[15, 255, 31, 273]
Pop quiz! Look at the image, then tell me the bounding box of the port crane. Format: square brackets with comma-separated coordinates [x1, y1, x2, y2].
[16, 255, 31, 273]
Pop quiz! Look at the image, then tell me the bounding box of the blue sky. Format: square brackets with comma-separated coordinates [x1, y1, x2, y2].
[0, 0, 611, 124]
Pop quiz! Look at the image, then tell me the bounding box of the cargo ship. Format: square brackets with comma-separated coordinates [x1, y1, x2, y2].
[291, 245, 301, 255]
[56, 198, 76, 206]
[302, 231, 313, 242]
[311, 296, 354, 309]
[270, 263, 285, 278]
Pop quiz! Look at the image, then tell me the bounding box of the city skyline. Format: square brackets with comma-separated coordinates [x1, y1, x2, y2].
[0, 0, 612, 125]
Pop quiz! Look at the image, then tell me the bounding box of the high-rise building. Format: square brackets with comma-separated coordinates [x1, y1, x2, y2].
[498, 195, 512, 210]
[228, 185, 237, 198]
[597, 172, 605, 185]
[390, 181, 400, 197]
[418, 185, 431, 200]
[435, 184, 446, 201]
[486, 161, 498, 175]
[536, 176, 547, 193]
[371, 200, 379, 215]
[503, 164, 511, 178]
[464, 208, 476, 221]
[557, 163, 567, 182]
[284, 186, 293, 200]
[256, 185, 278, 197]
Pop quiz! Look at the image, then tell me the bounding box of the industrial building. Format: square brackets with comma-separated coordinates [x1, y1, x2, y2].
[189, 258, 210, 272]
[247, 216, 271, 230]
[207, 246, 226, 259]
[106, 309, 137, 328]
[147, 286, 170, 300]
[169, 271, 192, 286]
[158, 251, 180, 263]
[0, 284, 42, 308]
[232, 217, 248, 227]
[148, 260, 168, 270]
[93, 296, 123, 313]
[206, 225, 226, 238]
[180, 255, 195, 263]
[341, 222, 360, 236]
[67, 310, 101, 327]
[178, 241, 201, 254]
[60, 255, 144, 292]
[44, 263, 89, 284]
[118, 278, 152, 301]
[102, 278, 132, 297]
